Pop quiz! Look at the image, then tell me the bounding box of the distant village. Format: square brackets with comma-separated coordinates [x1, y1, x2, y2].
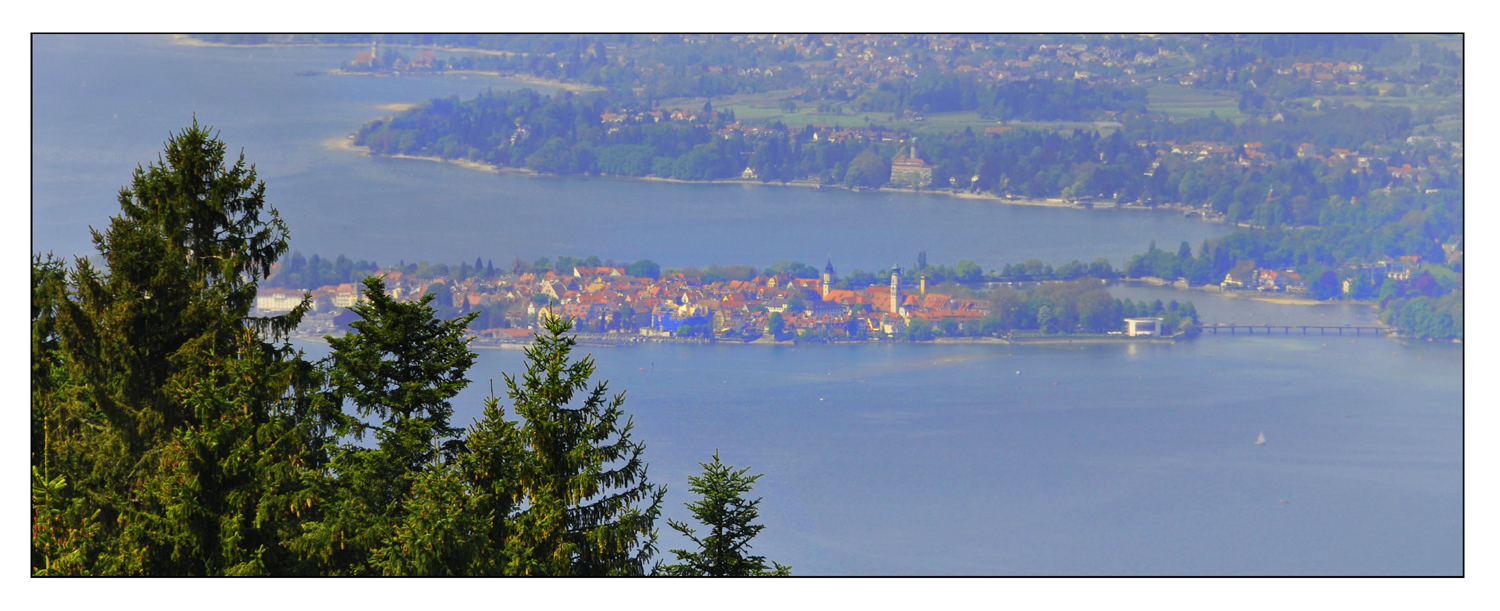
[256, 260, 1181, 346]
[259, 261, 978, 344]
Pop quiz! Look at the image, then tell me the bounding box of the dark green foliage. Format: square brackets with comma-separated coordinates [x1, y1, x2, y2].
[844, 150, 889, 188]
[294, 276, 478, 575]
[626, 259, 662, 279]
[659, 452, 790, 576]
[504, 312, 665, 575]
[764, 260, 820, 279]
[973, 279, 1194, 336]
[1382, 291, 1463, 340]
[33, 121, 787, 577]
[1122, 185, 1463, 338]
[266, 252, 377, 288]
[33, 121, 324, 575]
[355, 71, 1457, 229]
[328, 276, 477, 466]
[905, 317, 935, 341]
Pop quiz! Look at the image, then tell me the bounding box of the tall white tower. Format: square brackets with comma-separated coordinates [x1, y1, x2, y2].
[889, 264, 901, 314]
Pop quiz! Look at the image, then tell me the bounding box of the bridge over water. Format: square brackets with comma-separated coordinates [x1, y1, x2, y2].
[1200, 324, 1392, 336]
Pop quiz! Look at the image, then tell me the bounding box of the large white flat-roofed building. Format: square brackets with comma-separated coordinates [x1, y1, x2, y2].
[1124, 317, 1163, 337]
[255, 288, 304, 313]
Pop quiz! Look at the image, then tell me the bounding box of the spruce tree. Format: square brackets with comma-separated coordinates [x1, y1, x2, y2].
[294, 276, 478, 575]
[35, 121, 324, 575]
[659, 451, 790, 576]
[505, 311, 664, 575]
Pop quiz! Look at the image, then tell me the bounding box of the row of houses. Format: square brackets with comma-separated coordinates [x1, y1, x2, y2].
[1221, 266, 1308, 293]
[1219, 255, 1429, 294]
[258, 260, 1011, 341]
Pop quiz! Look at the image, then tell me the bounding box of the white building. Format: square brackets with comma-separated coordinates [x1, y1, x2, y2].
[255, 288, 304, 313]
[1124, 317, 1162, 337]
[333, 283, 361, 308]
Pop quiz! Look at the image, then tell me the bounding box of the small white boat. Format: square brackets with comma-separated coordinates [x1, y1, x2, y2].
[1255, 432, 1266, 445]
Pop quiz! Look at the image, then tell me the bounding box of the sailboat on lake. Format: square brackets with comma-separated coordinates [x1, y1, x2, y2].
[1255, 432, 1266, 445]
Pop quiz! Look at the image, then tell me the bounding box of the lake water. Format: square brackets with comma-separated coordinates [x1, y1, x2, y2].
[36, 35, 1462, 575]
[34, 34, 1230, 271]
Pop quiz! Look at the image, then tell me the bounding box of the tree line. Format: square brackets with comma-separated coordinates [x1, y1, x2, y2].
[878, 278, 1200, 342]
[357, 85, 1457, 227]
[1119, 185, 1463, 339]
[31, 124, 789, 576]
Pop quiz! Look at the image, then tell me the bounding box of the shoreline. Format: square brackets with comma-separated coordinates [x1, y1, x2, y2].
[322, 68, 603, 92]
[321, 136, 517, 175]
[295, 333, 1188, 350]
[170, 36, 598, 92]
[172, 35, 526, 59]
[325, 136, 1170, 212]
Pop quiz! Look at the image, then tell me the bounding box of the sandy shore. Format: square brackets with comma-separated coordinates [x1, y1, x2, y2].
[444, 70, 605, 92]
[172, 35, 600, 92]
[171, 34, 363, 50]
[322, 135, 520, 175]
[323, 68, 604, 92]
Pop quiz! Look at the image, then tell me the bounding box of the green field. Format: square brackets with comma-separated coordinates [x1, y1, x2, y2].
[1146, 84, 1245, 120]
[658, 90, 895, 128]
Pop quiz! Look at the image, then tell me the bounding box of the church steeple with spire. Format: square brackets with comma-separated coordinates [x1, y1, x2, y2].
[822, 258, 836, 299]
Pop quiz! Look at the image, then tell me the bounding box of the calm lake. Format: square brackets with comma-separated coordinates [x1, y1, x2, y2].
[35, 35, 1461, 575]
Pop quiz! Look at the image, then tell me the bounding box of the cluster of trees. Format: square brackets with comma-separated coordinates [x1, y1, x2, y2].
[356, 89, 760, 182]
[985, 279, 1196, 336]
[31, 125, 789, 576]
[360, 85, 1457, 228]
[1121, 185, 1462, 338]
[262, 252, 380, 288]
[1379, 289, 1463, 340]
[830, 256, 1118, 292]
[894, 279, 1198, 340]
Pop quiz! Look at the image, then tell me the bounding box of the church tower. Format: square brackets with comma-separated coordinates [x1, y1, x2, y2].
[889, 264, 901, 314]
[822, 259, 835, 299]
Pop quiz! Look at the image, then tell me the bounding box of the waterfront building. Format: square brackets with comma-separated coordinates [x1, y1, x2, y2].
[890, 140, 934, 187]
[1124, 317, 1163, 337]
